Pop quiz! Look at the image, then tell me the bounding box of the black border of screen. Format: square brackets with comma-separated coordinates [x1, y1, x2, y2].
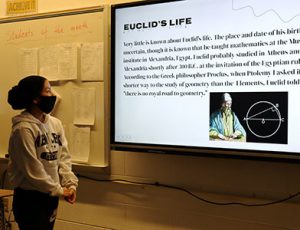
[110, 0, 300, 163]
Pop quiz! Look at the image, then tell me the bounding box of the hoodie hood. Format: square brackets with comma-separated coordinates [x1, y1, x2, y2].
[12, 111, 50, 128]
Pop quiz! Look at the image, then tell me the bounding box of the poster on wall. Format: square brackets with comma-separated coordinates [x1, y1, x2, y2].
[6, 0, 38, 16]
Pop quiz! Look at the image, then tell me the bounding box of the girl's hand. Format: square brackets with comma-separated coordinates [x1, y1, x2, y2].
[63, 188, 76, 204]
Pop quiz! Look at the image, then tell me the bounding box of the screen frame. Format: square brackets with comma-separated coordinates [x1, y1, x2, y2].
[110, 0, 300, 162]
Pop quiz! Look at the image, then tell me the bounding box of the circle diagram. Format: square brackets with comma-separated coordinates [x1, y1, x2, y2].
[244, 101, 284, 138]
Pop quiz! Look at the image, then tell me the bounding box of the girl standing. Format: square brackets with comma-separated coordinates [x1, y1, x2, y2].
[7, 75, 78, 230]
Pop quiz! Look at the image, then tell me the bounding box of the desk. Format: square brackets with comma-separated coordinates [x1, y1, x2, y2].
[209, 136, 246, 142]
[0, 189, 13, 230]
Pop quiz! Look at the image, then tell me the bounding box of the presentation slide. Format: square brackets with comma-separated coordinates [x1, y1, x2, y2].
[112, 0, 300, 154]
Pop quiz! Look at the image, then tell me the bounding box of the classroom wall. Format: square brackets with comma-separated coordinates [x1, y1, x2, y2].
[1, 0, 300, 230]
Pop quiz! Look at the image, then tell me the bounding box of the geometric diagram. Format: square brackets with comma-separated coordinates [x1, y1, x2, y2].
[244, 101, 284, 138]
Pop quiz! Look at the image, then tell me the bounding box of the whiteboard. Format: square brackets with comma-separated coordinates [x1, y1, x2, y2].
[0, 6, 109, 167]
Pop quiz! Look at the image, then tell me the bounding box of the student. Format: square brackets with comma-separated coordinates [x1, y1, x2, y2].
[7, 75, 78, 230]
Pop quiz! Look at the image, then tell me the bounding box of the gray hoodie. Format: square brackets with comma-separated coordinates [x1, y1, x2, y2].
[7, 111, 78, 196]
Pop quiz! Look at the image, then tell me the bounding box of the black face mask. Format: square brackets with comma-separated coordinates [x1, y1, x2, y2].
[37, 96, 56, 114]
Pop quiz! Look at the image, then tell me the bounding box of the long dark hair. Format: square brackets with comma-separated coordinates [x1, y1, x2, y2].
[7, 75, 46, 110]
